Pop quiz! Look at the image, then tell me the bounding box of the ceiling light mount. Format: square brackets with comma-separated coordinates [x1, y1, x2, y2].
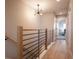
[56, 0, 60, 2]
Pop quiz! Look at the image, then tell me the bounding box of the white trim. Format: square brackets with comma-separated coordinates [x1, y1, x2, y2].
[37, 42, 55, 59]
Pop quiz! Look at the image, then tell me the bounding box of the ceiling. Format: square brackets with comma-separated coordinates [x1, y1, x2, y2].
[21, 0, 70, 15]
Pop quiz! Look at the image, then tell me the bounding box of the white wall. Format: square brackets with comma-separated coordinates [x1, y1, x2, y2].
[5, 0, 39, 58]
[5, 0, 55, 58]
[5, 0, 40, 41]
[67, 0, 73, 51]
[40, 14, 54, 44]
[66, 0, 73, 58]
[5, 0, 55, 44]
[5, 39, 17, 59]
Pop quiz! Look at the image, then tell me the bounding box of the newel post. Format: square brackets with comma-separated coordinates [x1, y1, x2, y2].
[17, 26, 23, 59]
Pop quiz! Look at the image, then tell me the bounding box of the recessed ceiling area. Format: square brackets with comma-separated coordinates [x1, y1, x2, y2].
[21, 0, 70, 15]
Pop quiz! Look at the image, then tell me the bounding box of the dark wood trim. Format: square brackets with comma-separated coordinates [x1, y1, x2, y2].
[45, 29, 47, 50]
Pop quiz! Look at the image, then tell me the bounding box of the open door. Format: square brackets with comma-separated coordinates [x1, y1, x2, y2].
[54, 16, 67, 40]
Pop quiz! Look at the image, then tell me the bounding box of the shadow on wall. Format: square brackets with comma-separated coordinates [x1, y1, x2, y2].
[5, 39, 17, 59]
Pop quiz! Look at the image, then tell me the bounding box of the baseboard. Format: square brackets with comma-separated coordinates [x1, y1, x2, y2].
[37, 42, 55, 59]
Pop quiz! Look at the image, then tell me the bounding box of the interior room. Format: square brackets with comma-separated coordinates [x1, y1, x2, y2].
[55, 16, 66, 39]
[5, 0, 73, 59]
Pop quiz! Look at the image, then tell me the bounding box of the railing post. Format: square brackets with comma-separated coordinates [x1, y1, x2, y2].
[45, 29, 47, 50]
[17, 26, 23, 59]
[38, 29, 40, 58]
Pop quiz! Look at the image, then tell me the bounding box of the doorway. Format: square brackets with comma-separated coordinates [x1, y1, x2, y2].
[55, 16, 66, 40]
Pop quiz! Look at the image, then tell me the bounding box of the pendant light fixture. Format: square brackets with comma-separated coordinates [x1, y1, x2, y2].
[34, 3, 43, 16]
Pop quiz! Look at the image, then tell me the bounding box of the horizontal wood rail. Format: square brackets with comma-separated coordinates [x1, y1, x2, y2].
[17, 26, 47, 59]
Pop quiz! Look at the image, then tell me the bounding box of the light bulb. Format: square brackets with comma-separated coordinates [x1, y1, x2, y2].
[56, 0, 60, 2]
[40, 13, 43, 15]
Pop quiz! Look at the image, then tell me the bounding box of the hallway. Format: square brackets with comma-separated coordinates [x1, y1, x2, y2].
[42, 40, 67, 59]
[5, 0, 73, 59]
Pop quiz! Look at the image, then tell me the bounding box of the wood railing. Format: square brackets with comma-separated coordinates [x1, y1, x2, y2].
[17, 26, 47, 59]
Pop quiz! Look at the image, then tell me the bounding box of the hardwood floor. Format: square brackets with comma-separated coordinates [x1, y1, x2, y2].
[42, 40, 72, 59]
